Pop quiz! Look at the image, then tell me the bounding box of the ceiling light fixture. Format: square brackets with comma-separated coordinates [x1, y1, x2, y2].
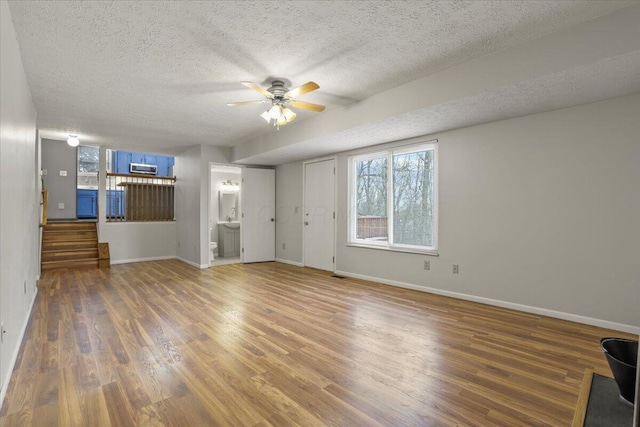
[228, 80, 325, 130]
[221, 180, 240, 192]
[67, 134, 80, 147]
[263, 103, 297, 130]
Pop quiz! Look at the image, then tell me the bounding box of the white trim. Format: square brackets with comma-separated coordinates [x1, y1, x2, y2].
[110, 255, 176, 265]
[275, 258, 304, 267]
[347, 140, 438, 251]
[303, 155, 338, 165]
[176, 257, 209, 269]
[1, 287, 38, 406]
[346, 242, 439, 256]
[208, 162, 244, 267]
[334, 270, 640, 335]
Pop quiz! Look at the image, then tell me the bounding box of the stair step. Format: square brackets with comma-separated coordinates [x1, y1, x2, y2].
[42, 230, 97, 241]
[42, 248, 99, 262]
[42, 240, 98, 250]
[41, 258, 99, 271]
[44, 222, 96, 231]
[41, 222, 100, 271]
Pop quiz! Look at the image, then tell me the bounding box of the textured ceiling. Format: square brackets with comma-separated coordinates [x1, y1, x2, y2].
[7, 0, 638, 158]
[244, 51, 640, 165]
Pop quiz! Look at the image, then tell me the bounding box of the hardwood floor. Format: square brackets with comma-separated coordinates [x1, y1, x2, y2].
[0, 260, 634, 426]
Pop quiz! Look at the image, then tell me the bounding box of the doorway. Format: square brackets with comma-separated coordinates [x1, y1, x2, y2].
[209, 164, 242, 267]
[303, 158, 335, 271]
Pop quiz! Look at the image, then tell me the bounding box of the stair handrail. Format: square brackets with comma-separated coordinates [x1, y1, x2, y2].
[41, 190, 48, 226]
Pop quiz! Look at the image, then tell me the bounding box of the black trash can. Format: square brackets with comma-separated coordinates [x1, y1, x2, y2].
[600, 337, 638, 406]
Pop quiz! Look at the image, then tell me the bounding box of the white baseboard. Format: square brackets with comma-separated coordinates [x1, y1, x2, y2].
[111, 255, 176, 265]
[0, 286, 38, 407]
[334, 270, 639, 335]
[275, 258, 304, 267]
[176, 257, 209, 269]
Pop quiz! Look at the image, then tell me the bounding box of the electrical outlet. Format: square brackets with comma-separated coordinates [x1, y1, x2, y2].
[453, 264, 459, 274]
[58, 202, 65, 209]
[282, 243, 286, 250]
[423, 260, 430, 270]
[59, 170, 67, 177]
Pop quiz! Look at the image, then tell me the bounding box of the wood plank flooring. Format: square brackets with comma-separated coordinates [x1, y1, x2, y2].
[0, 260, 634, 426]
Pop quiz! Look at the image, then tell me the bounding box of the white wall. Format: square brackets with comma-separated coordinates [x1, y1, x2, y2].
[175, 145, 203, 266]
[0, 0, 40, 400]
[277, 94, 640, 331]
[101, 222, 177, 264]
[275, 161, 303, 264]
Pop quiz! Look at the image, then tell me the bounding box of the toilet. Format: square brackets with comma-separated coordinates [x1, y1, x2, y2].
[209, 227, 218, 261]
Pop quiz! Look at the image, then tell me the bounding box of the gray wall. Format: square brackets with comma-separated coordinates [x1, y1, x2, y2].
[175, 145, 203, 266]
[175, 144, 231, 268]
[0, 0, 40, 399]
[276, 93, 640, 330]
[42, 138, 77, 219]
[275, 161, 303, 264]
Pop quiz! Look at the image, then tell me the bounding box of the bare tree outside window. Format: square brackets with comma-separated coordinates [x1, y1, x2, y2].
[78, 146, 99, 188]
[355, 157, 387, 240]
[392, 150, 434, 247]
[350, 142, 437, 252]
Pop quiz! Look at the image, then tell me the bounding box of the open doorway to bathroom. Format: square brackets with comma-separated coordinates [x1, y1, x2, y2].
[209, 164, 242, 267]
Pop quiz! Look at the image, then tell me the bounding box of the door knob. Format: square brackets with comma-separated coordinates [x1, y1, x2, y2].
[270, 218, 274, 222]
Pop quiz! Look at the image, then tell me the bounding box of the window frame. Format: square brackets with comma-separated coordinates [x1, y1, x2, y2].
[77, 145, 100, 190]
[348, 140, 438, 256]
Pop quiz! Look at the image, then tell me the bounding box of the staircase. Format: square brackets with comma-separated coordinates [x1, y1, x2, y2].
[41, 222, 99, 271]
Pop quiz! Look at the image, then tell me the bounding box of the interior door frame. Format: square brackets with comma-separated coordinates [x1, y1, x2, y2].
[302, 156, 337, 272]
[207, 162, 244, 267]
[241, 167, 276, 263]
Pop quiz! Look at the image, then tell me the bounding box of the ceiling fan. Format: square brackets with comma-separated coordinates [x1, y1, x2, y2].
[227, 80, 326, 128]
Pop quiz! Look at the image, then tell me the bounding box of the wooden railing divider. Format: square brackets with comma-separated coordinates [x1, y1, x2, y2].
[106, 173, 176, 222]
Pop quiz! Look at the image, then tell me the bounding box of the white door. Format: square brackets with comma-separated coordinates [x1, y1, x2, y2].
[242, 168, 275, 263]
[304, 159, 335, 271]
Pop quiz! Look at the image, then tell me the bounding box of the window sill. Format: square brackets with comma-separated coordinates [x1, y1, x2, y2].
[346, 242, 439, 256]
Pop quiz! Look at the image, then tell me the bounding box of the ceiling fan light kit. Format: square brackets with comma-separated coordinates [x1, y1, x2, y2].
[228, 79, 325, 130]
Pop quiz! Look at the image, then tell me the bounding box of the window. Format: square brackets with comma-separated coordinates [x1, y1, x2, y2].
[349, 141, 438, 254]
[77, 145, 99, 189]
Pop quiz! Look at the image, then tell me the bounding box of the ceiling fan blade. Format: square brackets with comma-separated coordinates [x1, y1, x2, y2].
[285, 81, 319, 99]
[227, 100, 266, 107]
[241, 81, 274, 99]
[289, 100, 326, 112]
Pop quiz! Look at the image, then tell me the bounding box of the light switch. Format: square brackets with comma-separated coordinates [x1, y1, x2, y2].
[41, 169, 47, 176]
[59, 170, 67, 177]
[58, 203, 65, 209]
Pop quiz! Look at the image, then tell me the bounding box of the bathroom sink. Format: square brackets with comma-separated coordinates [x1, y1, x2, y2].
[218, 221, 240, 229]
